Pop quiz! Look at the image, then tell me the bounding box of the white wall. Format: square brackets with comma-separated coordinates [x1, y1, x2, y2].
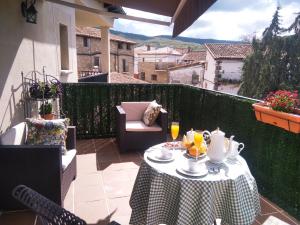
[203, 51, 216, 90]
[137, 54, 182, 63]
[0, 0, 78, 133]
[220, 60, 243, 80]
[169, 65, 204, 85]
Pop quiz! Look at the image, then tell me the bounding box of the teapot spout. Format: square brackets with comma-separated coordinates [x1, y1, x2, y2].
[226, 135, 235, 158]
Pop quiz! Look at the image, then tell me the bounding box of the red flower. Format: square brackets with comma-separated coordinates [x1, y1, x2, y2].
[264, 90, 299, 113]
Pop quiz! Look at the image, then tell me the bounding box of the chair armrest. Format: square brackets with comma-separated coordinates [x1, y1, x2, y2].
[66, 126, 76, 150]
[156, 108, 168, 132]
[116, 106, 126, 132]
[0, 145, 63, 210]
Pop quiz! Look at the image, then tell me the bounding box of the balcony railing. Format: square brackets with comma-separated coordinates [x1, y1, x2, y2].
[62, 83, 299, 220]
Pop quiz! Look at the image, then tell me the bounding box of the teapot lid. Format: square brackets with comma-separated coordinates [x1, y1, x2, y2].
[211, 127, 225, 135]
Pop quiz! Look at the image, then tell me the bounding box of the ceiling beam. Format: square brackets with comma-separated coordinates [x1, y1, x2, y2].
[46, 0, 171, 26]
[171, 0, 187, 23]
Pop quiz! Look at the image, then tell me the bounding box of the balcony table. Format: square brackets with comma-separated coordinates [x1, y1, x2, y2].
[129, 143, 260, 225]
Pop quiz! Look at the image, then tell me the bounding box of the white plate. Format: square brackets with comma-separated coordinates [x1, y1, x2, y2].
[177, 164, 208, 177]
[185, 152, 206, 159]
[147, 150, 175, 162]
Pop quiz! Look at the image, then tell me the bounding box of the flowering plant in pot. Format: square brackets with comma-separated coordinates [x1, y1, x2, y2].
[264, 90, 299, 113]
[39, 102, 54, 120]
[252, 90, 300, 133]
[29, 81, 62, 99]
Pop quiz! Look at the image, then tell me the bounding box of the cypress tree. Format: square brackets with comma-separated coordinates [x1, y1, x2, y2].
[238, 9, 300, 99]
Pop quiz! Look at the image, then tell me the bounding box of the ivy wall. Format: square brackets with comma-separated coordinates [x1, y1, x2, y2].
[62, 83, 299, 219]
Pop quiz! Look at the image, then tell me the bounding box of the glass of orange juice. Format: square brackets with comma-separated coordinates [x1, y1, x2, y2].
[171, 122, 179, 150]
[194, 131, 204, 159]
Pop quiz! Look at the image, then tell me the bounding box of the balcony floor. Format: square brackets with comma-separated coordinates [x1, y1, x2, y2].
[0, 138, 299, 225]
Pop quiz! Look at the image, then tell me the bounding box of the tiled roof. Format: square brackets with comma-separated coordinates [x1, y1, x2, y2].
[138, 47, 182, 56]
[205, 43, 252, 59]
[182, 50, 206, 62]
[76, 26, 136, 44]
[168, 62, 205, 71]
[110, 72, 148, 83]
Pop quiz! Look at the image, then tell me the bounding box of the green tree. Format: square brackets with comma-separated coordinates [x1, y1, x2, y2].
[238, 9, 300, 99]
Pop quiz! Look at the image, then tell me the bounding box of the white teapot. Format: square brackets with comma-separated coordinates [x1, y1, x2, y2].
[204, 128, 234, 163]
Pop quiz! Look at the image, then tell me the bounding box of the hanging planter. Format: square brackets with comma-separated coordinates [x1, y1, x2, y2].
[253, 90, 300, 133]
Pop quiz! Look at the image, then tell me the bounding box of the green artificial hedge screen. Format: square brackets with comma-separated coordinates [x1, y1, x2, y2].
[62, 83, 299, 220]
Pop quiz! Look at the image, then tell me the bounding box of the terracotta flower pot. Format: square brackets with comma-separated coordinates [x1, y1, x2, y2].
[252, 103, 300, 133]
[41, 113, 54, 120]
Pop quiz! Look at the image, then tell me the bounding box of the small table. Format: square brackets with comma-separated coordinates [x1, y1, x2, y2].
[129, 143, 260, 225]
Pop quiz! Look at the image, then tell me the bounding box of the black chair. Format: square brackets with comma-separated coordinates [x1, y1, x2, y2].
[12, 185, 120, 225]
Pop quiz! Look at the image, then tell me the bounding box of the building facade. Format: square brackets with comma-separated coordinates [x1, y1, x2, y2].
[136, 47, 182, 83]
[76, 27, 136, 76]
[204, 43, 252, 93]
[0, 0, 116, 133]
[169, 62, 205, 86]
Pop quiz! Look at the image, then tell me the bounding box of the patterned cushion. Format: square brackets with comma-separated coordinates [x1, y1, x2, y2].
[26, 118, 69, 155]
[143, 100, 162, 126]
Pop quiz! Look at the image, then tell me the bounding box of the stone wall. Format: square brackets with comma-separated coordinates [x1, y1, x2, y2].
[76, 36, 135, 75]
[138, 62, 169, 83]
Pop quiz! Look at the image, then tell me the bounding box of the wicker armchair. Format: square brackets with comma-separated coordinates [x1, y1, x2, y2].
[116, 102, 168, 152]
[12, 185, 121, 225]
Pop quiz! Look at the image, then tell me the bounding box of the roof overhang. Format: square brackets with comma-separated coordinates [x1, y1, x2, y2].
[47, 0, 216, 36]
[99, 0, 217, 37]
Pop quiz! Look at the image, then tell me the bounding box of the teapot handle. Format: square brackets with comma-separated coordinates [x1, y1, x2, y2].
[238, 143, 245, 153]
[202, 130, 211, 142]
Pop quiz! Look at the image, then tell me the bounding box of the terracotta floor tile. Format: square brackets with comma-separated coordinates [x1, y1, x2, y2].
[260, 196, 285, 213]
[256, 213, 299, 225]
[103, 180, 134, 198]
[120, 161, 141, 170]
[96, 150, 121, 163]
[102, 170, 131, 185]
[119, 152, 143, 163]
[107, 196, 131, 217]
[125, 168, 139, 181]
[0, 211, 36, 225]
[75, 172, 102, 188]
[98, 161, 127, 171]
[77, 154, 98, 174]
[252, 219, 262, 225]
[260, 197, 280, 215]
[75, 200, 109, 224]
[74, 185, 106, 203]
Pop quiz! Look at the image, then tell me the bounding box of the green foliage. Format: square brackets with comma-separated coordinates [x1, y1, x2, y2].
[62, 83, 299, 219]
[39, 102, 52, 115]
[239, 9, 300, 99]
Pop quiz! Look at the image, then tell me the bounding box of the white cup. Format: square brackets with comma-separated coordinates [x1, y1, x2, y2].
[186, 159, 200, 173]
[158, 147, 172, 159]
[228, 141, 244, 159]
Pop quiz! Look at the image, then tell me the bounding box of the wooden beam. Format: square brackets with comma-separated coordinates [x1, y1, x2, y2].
[46, 0, 171, 26]
[171, 0, 187, 23]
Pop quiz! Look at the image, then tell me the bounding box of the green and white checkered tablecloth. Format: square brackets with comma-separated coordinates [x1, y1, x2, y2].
[129, 144, 260, 225]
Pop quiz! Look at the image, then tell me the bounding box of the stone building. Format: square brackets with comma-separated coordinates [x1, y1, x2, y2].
[136, 47, 182, 83]
[76, 26, 136, 76]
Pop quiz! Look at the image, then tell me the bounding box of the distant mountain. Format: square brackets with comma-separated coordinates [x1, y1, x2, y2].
[110, 30, 247, 50]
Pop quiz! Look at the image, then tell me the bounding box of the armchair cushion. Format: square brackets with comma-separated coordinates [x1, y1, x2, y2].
[121, 102, 150, 121]
[26, 118, 69, 154]
[143, 100, 162, 126]
[126, 121, 162, 132]
[62, 149, 77, 171]
[0, 122, 27, 145]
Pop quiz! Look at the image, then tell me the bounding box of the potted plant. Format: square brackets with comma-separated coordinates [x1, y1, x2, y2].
[39, 102, 54, 120]
[29, 81, 62, 99]
[252, 90, 300, 133]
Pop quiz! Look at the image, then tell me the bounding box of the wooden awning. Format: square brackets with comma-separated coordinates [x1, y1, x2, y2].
[100, 0, 217, 37]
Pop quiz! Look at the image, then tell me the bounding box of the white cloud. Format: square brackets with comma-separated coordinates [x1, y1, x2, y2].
[113, 1, 300, 40]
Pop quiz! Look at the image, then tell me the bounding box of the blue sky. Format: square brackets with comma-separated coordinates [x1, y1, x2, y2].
[113, 0, 300, 40]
